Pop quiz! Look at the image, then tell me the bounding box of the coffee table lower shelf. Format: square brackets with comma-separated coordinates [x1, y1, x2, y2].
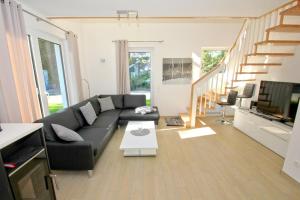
[122, 148, 157, 156]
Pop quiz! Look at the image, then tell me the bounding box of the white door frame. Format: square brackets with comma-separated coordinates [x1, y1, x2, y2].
[27, 29, 69, 116]
[128, 47, 154, 106]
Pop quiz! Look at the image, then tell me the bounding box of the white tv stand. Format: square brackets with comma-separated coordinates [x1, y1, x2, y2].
[233, 109, 293, 158]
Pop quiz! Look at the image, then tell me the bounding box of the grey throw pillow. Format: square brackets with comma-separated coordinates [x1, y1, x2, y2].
[80, 102, 97, 125]
[51, 124, 84, 142]
[98, 97, 115, 112]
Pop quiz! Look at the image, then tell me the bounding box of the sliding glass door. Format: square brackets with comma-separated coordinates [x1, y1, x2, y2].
[28, 34, 69, 116]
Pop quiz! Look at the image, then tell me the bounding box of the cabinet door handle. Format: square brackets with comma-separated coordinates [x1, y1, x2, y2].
[49, 174, 59, 190]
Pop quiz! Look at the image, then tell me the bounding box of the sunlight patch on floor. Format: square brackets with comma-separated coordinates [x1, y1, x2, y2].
[178, 127, 216, 139]
[158, 127, 184, 132]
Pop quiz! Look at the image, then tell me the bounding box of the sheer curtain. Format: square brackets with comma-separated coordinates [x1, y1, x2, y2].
[66, 31, 84, 104]
[0, 0, 41, 122]
[115, 40, 130, 94]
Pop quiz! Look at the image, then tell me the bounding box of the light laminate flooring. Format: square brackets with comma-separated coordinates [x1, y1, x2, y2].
[54, 117, 300, 200]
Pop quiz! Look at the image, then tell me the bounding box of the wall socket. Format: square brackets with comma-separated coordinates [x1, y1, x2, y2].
[294, 160, 300, 168]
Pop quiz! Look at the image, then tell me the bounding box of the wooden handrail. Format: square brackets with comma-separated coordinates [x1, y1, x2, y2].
[191, 19, 247, 87]
[189, 20, 247, 118]
[258, 0, 298, 18]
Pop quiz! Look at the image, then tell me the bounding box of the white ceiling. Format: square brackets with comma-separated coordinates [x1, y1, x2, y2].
[22, 0, 289, 17]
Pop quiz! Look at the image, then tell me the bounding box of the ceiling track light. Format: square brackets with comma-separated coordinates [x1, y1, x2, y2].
[116, 10, 138, 20]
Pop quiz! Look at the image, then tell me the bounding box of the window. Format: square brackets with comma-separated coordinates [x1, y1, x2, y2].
[129, 52, 151, 106]
[201, 49, 227, 73]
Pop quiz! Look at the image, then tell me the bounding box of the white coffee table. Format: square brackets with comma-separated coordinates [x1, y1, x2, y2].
[120, 121, 158, 156]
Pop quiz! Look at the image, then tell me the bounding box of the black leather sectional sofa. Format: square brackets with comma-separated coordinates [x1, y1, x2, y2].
[36, 94, 159, 171]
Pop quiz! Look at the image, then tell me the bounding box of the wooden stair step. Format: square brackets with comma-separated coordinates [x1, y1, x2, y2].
[266, 24, 300, 33]
[232, 79, 256, 82]
[237, 71, 268, 75]
[179, 113, 190, 121]
[199, 95, 216, 101]
[280, 5, 300, 16]
[241, 63, 281, 66]
[245, 53, 294, 57]
[225, 86, 238, 89]
[255, 40, 300, 46]
[206, 91, 226, 96]
[179, 113, 191, 127]
[205, 106, 216, 110]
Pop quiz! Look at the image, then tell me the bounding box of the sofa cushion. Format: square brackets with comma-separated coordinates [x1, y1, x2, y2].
[77, 128, 110, 156]
[51, 124, 84, 142]
[98, 97, 115, 112]
[124, 95, 146, 108]
[99, 109, 122, 118]
[89, 96, 101, 115]
[71, 96, 101, 126]
[99, 95, 124, 109]
[80, 102, 97, 125]
[71, 99, 90, 127]
[119, 109, 159, 121]
[91, 115, 118, 129]
[90, 109, 121, 128]
[36, 108, 81, 142]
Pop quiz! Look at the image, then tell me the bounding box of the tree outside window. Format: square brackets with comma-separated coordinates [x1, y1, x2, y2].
[201, 49, 227, 73]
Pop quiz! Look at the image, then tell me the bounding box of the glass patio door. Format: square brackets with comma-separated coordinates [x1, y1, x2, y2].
[28, 35, 69, 116]
[128, 51, 152, 106]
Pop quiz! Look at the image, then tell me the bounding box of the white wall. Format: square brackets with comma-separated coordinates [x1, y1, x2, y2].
[254, 47, 300, 88]
[22, 4, 66, 40]
[54, 21, 242, 116]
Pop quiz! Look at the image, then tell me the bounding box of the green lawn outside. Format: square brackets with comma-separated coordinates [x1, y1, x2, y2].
[146, 99, 151, 106]
[49, 103, 64, 114]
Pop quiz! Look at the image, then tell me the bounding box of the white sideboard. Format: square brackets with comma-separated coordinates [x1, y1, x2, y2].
[234, 109, 293, 158]
[0, 123, 43, 149]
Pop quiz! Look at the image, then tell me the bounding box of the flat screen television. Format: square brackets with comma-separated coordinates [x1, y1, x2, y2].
[257, 80, 300, 125]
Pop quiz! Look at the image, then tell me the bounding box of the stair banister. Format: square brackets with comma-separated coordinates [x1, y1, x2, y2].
[189, 0, 298, 127]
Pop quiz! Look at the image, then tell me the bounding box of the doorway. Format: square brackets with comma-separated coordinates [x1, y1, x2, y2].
[128, 51, 152, 106]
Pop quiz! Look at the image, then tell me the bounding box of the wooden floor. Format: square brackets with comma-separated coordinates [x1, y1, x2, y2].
[55, 117, 300, 200]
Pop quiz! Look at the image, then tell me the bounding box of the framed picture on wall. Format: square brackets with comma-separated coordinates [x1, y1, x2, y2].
[162, 58, 192, 84]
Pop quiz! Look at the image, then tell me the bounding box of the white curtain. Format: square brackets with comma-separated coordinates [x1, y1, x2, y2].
[115, 40, 130, 94]
[0, 0, 41, 122]
[66, 31, 84, 104]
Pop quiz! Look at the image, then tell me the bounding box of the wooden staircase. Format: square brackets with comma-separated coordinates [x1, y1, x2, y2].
[182, 0, 300, 127]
